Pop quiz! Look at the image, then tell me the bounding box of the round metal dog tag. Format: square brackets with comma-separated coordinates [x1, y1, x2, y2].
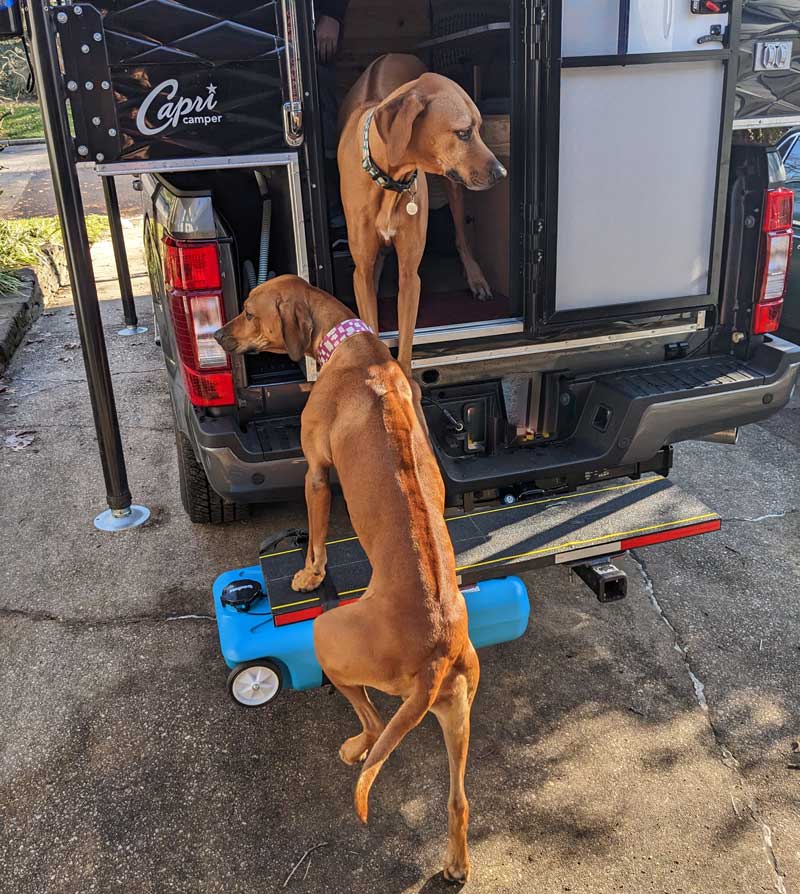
[406, 201, 419, 216]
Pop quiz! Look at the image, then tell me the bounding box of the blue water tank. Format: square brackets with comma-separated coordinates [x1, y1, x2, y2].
[213, 569, 531, 692]
[462, 577, 531, 649]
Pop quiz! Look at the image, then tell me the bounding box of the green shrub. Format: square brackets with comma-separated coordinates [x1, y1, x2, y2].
[0, 215, 110, 294]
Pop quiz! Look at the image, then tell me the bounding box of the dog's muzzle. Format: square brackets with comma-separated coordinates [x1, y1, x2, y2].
[214, 329, 238, 353]
[489, 160, 507, 183]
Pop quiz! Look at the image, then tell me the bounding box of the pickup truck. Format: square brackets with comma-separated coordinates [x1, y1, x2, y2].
[47, 0, 800, 523]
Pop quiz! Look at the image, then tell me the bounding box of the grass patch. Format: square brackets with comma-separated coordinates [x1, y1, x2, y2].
[0, 215, 110, 294]
[0, 270, 22, 294]
[0, 101, 44, 140]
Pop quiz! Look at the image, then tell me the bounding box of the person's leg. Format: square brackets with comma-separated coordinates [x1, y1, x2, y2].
[317, 62, 346, 232]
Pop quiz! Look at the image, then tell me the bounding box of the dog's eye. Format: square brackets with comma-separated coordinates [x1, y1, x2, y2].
[455, 128, 472, 142]
[245, 311, 254, 321]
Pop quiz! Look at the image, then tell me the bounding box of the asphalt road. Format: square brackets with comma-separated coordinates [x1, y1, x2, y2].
[0, 295, 798, 889]
[0, 143, 141, 218]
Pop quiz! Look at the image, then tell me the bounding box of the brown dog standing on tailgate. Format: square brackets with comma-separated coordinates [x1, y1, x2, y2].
[338, 53, 506, 375]
[215, 275, 480, 882]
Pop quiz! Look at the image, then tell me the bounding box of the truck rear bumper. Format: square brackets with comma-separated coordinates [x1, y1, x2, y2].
[187, 413, 307, 504]
[196, 444, 307, 503]
[170, 377, 306, 504]
[432, 337, 800, 497]
[183, 337, 800, 505]
[620, 336, 799, 463]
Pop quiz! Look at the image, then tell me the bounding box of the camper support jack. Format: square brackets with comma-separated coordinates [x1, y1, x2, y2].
[25, 0, 148, 530]
[101, 175, 147, 337]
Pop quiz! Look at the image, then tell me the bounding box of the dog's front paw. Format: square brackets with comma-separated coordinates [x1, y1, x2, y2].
[291, 568, 325, 592]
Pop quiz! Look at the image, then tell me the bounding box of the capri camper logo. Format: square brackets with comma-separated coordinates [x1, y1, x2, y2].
[136, 80, 222, 136]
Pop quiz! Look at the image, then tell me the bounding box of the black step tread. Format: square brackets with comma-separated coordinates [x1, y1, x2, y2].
[259, 475, 719, 615]
[602, 357, 760, 399]
[254, 417, 302, 456]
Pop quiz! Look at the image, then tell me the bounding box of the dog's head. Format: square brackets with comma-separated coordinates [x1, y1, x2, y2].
[214, 274, 314, 361]
[374, 72, 506, 191]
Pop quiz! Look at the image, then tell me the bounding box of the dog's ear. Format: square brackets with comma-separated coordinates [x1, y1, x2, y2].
[276, 296, 312, 362]
[374, 90, 427, 167]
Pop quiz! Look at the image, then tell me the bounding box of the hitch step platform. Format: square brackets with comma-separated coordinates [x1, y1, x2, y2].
[255, 475, 719, 625]
[212, 476, 720, 704]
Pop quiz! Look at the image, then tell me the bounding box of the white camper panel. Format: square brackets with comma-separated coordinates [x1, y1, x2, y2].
[555, 62, 724, 311]
[562, 0, 620, 56]
[562, 0, 729, 56]
[554, 1, 730, 315]
[628, 1, 729, 54]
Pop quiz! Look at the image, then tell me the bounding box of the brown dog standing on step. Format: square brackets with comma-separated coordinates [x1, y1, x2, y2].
[215, 274, 480, 882]
[338, 53, 507, 375]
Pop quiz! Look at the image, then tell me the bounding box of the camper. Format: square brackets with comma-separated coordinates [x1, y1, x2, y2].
[27, 0, 800, 523]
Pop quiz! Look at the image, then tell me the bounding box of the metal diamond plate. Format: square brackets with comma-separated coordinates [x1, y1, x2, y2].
[737, 1, 800, 123]
[172, 20, 280, 61]
[103, 0, 219, 46]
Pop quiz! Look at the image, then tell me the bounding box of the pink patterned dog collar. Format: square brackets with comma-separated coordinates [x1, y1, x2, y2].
[316, 318, 374, 365]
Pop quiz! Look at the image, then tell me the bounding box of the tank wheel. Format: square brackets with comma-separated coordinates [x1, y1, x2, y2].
[227, 660, 282, 707]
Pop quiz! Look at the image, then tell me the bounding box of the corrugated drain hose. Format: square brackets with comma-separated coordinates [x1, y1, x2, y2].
[254, 172, 271, 285]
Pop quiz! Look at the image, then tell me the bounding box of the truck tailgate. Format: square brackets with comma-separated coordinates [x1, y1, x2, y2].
[258, 477, 720, 624]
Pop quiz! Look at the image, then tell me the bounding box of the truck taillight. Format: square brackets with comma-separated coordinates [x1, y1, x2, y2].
[164, 238, 221, 291]
[753, 188, 794, 335]
[165, 238, 234, 407]
[762, 187, 793, 232]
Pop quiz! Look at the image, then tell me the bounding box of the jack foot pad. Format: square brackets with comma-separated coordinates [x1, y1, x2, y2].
[117, 325, 149, 336]
[94, 505, 151, 531]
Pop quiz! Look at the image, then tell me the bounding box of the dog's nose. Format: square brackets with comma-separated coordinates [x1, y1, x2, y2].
[489, 160, 507, 183]
[213, 328, 225, 346]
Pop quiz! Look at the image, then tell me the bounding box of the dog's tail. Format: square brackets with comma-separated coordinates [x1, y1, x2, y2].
[353, 662, 446, 824]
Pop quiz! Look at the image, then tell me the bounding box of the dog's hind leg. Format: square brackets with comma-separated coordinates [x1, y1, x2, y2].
[431, 644, 480, 884]
[313, 608, 386, 764]
[333, 681, 386, 765]
[444, 179, 492, 301]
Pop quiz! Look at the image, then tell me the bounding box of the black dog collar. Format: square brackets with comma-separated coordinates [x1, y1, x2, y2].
[361, 109, 418, 194]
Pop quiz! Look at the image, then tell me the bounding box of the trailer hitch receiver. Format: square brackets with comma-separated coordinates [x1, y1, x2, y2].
[571, 558, 627, 603]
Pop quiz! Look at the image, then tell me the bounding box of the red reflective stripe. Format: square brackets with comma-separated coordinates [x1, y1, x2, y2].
[273, 606, 323, 626]
[622, 519, 720, 550]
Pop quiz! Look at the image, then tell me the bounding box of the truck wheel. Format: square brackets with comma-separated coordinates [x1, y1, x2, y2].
[228, 660, 283, 707]
[175, 430, 246, 524]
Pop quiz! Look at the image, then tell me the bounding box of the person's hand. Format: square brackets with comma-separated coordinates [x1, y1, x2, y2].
[316, 15, 340, 64]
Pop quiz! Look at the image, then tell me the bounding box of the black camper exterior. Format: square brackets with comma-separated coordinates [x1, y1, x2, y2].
[54, 0, 333, 290]
[56, 1, 286, 162]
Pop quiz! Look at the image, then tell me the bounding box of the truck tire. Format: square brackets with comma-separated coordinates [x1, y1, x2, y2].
[175, 430, 246, 524]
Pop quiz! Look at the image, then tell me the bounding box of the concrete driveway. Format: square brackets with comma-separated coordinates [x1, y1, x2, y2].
[0, 276, 798, 891]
